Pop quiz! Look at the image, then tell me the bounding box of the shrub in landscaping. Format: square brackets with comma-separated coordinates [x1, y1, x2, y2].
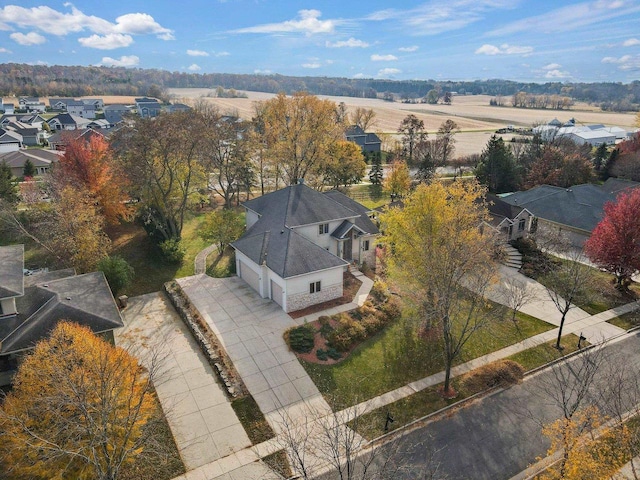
[288, 324, 315, 353]
[370, 280, 390, 304]
[461, 359, 525, 392]
[351, 301, 378, 320]
[327, 313, 367, 351]
[97, 255, 135, 296]
[380, 296, 402, 322]
[319, 321, 334, 339]
[158, 238, 186, 264]
[326, 347, 342, 360]
[362, 313, 386, 335]
[316, 349, 329, 361]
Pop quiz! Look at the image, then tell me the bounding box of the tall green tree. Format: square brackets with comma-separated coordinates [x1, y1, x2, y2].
[199, 209, 245, 255]
[322, 140, 367, 189]
[475, 135, 518, 193]
[22, 158, 35, 178]
[0, 161, 18, 204]
[369, 152, 383, 186]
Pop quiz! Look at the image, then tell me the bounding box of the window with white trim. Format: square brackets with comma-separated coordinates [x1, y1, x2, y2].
[318, 223, 329, 235]
[310, 281, 321, 294]
[363, 240, 370, 251]
[518, 218, 526, 231]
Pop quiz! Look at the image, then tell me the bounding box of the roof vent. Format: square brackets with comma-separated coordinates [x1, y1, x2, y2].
[297, 178, 304, 185]
[281, 230, 284, 234]
[43, 284, 48, 287]
[65, 296, 71, 301]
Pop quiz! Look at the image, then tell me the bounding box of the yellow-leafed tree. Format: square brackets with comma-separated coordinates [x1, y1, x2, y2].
[380, 180, 497, 396]
[0, 322, 157, 480]
[383, 159, 411, 198]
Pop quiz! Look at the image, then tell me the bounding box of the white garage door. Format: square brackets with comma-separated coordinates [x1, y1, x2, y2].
[239, 261, 260, 293]
[271, 280, 283, 307]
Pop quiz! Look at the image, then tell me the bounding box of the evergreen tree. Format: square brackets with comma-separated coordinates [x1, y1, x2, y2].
[475, 135, 518, 193]
[369, 151, 383, 186]
[0, 160, 18, 204]
[602, 147, 619, 180]
[593, 143, 608, 172]
[22, 158, 35, 178]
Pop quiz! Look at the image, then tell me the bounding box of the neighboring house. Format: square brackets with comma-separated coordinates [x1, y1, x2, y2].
[49, 98, 71, 111]
[47, 112, 93, 131]
[48, 128, 106, 150]
[26, 103, 46, 113]
[87, 119, 110, 129]
[135, 97, 162, 118]
[164, 103, 191, 113]
[0, 128, 23, 152]
[501, 178, 640, 247]
[345, 125, 382, 153]
[1, 101, 15, 114]
[484, 193, 535, 242]
[0, 245, 124, 386]
[103, 104, 131, 125]
[18, 96, 39, 107]
[3, 121, 40, 146]
[82, 98, 104, 109]
[232, 183, 379, 313]
[0, 149, 62, 177]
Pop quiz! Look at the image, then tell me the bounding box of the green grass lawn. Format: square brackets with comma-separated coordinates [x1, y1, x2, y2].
[303, 303, 553, 410]
[608, 310, 640, 330]
[352, 333, 584, 440]
[206, 246, 236, 277]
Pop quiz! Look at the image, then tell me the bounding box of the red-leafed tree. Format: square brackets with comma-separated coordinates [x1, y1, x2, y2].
[52, 134, 129, 225]
[584, 188, 640, 289]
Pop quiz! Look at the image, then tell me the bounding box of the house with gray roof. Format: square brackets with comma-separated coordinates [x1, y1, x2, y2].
[0, 128, 23, 153]
[345, 125, 382, 153]
[232, 183, 379, 312]
[0, 149, 62, 177]
[47, 112, 93, 131]
[501, 178, 640, 246]
[484, 193, 535, 242]
[0, 245, 123, 385]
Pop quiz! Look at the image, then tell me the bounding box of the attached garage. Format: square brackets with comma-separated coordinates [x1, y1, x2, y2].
[238, 260, 260, 293]
[270, 280, 283, 308]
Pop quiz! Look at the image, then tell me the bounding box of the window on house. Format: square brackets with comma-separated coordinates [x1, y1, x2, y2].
[518, 218, 526, 231]
[310, 281, 322, 294]
[363, 240, 370, 251]
[318, 223, 329, 235]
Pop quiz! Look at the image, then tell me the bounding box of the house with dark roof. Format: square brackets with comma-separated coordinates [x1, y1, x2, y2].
[232, 184, 379, 312]
[135, 97, 162, 118]
[345, 125, 382, 153]
[103, 104, 132, 125]
[0, 149, 62, 177]
[0, 245, 123, 385]
[0, 128, 23, 152]
[485, 193, 535, 242]
[47, 112, 92, 131]
[501, 178, 640, 247]
[47, 127, 107, 150]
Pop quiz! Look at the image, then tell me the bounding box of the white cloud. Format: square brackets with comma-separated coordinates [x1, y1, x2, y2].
[367, 1, 515, 36]
[475, 43, 533, 55]
[10, 31, 46, 45]
[623, 38, 640, 46]
[232, 9, 338, 36]
[0, 5, 173, 40]
[214, 51, 230, 57]
[602, 54, 640, 70]
[0, 47, 11, 53]
[254, 69, 272, 74]
[302, 62, 321, 68]
[187, 49, 209, 57]
[399, 45, 419, 52]
[487, 1, 638, 36]
[378, 67, 401, 77]
[188, 63, 201, 71]
[326, 37, 369, 48]
[353, 73, 366, 78]
[371, 54, 398, 61]
[545, 69, 570, 78]
[78, 33, 133, 49]
[542, 63, 562, 70]
[100, 54, 139, 67]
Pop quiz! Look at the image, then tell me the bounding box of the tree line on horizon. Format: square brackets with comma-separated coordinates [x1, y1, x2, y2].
[1, 63, 639, 111]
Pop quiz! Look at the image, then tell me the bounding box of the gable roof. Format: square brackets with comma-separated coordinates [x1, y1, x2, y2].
[0, 128, 22, 144]
[502, 181, 640, 232]
[234, 184, 382, 278]
[243, 183, 359, 228]
[0, 149, 61, 169]
[0, 244, 24, 299]
[47, 113, 92, 128]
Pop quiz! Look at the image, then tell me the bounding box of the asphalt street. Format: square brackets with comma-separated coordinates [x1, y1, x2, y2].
[381, 332, 640, 480]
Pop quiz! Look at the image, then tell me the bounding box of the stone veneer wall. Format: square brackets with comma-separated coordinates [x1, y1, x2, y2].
[360, 247, 376, 269]
[286, 282, 342, 313]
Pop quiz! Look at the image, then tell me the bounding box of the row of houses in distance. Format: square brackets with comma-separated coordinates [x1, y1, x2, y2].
[533, 117, 637, 146]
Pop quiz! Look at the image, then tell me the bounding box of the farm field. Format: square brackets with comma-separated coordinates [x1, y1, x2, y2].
[168, 88, 638, 156]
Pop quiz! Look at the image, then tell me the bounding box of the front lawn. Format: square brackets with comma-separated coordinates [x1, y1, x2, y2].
[302, 302, 553, 410]
[206, 245, 236, 277]
[352, 334, 585, 440]
[608, 309, 640, 330]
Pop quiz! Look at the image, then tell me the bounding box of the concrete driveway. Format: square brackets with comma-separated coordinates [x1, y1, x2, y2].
[177, 275, 331, 431]
[116, 292, 251, 471]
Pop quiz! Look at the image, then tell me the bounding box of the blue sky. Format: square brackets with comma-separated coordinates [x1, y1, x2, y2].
[1, 1, 639, 83]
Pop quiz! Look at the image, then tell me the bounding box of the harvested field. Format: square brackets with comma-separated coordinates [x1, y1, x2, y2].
[167, 88, 638, 156]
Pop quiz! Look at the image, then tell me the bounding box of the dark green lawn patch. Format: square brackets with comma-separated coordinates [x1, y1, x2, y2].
[608, 310, 640, 330]
[206, 246, 236, 277]
[231, 395, 275, 445]
[263, 450, 293, 479]
[506, 334, 584, 371]
[302, 302, 552, 410]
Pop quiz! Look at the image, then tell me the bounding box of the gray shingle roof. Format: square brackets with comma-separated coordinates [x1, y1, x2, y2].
[323, 190, 380, 235]
[0, 244, 24, 299]
[502, 181, 640, 232]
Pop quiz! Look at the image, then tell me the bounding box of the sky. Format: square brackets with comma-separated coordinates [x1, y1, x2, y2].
[1, 1, 639, 83]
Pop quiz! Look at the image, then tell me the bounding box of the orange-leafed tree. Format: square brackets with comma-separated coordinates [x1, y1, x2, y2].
[0, 322, 159, 480]
[584, 188, 640, 290]
[53, 134, 129, 225]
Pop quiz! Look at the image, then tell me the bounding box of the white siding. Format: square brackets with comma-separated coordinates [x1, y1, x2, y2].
[293, 219, 354, 250]
[235, 251, 263, 296]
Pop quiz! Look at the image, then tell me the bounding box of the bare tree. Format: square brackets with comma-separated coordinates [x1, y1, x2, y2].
[350, 107, 378, 131]
[499, 275, 538, 325]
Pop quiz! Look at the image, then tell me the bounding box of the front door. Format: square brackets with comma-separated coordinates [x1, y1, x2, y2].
[343, 233, 353, 261]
